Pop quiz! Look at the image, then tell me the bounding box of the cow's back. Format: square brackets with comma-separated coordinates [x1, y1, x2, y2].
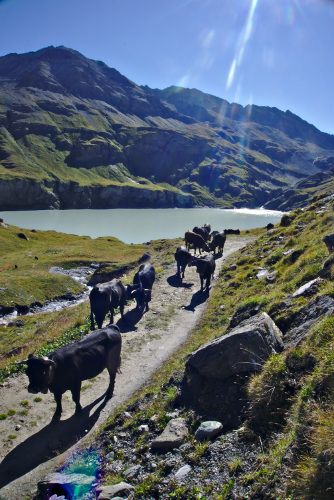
[49, 326, 121, 390]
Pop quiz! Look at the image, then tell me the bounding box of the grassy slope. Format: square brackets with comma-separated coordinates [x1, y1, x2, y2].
[0, 224, 146, 308]
[91, 198, 334, 498]
[0, 228, 181, 379]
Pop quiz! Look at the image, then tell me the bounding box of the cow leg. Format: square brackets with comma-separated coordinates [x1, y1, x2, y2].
[106, 370, 116, 399]
[120, 300, 125, 319]
[109, 308, 114, 325]
[90, 311, 95, 331]
[52, 392, 63, 420]
[71, 382, 82, 415]
[200, 276, 204, 291]
[207, 275, 211, 289]
[181, 266, 185, 279]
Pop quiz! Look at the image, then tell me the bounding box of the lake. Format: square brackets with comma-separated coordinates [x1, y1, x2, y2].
[0, 208, 283, 244]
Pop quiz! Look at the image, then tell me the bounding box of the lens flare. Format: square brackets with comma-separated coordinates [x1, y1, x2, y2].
[226, 0, 259, 90]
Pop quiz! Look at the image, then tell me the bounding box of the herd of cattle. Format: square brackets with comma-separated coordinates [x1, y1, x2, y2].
[18, 224, 238, 419]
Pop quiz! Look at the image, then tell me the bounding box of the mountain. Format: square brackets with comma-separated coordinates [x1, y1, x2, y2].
[0, 46, 334, 210]
[265, 157, 334, 210]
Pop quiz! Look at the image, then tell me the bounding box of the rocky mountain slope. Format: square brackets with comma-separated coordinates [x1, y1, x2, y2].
[1, 46, 334, 209]
[265, 157, 334, 210]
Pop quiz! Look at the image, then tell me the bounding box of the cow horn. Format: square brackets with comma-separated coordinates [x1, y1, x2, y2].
[42, 357, 56, 367]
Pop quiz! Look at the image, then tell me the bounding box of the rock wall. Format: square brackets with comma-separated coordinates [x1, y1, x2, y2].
[0, 179, 194, 210]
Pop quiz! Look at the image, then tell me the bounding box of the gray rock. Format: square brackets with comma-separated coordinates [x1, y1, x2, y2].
[195, 421, 223, 441]
[123, 464, 141, 480]
[284, 295, 334, 347]
[97, 482, 134, 499]
[151, 418, 188, 451]
[174, 464, 192, 480]
[181, 313, 283, 425]
[229, 264, 237, 271]
[292, 278, 323, 298]
[38, 473, 95, 498]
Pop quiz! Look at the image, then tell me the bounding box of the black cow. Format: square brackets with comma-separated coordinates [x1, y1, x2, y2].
[90, 279, 126, 330]
[224, 228, 240, 235]
[190, 254, 216, 291]
[127, 263, 155, 311]
[18, 325, 121, 419]
[210, 232, 226, 254]
[193, 224, 211, 241]
[174, 246, 192, 279]
[185, 231, 210, 255]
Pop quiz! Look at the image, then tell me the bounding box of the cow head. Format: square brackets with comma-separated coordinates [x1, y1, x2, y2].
[126, 284, 150, 309]
[18, 354, 56, 394]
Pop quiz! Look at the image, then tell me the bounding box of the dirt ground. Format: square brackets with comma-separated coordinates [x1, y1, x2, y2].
[0, 237, 251, 498]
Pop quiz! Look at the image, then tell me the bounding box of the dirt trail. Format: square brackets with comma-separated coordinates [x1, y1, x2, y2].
[0, 237, 250, 498]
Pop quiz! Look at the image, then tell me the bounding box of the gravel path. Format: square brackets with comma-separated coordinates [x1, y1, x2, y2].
[0, 237, 251, 498]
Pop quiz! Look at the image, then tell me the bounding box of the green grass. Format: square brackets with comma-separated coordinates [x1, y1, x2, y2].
[0, 223, 147, 308]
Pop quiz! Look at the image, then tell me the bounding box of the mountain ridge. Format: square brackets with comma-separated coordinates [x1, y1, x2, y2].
[0, 45, 333, 210]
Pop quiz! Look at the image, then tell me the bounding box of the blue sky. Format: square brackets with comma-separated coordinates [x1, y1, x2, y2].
[0, 0, 333, 133]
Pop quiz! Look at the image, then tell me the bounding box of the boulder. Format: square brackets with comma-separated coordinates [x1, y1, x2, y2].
[97, 482, 134, 499]
[284, 295, 334, 347]
[151, 418, 188, 451]
[37, 472, 95, 499]
[195, 421, 223, 441]
[324, 233, 334, 253]
[180, 313, 283, 426]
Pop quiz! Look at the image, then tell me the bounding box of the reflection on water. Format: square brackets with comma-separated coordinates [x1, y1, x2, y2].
[0, 207, 283, 244]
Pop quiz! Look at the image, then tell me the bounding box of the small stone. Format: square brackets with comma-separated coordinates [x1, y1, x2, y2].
[150, 462, 157, 470]
[106, 451, 115, 461]
[123, 411, 132, 419]
[292, 278, 323, 298]
[15, 424, 21, 431]
[38, 473, 94, 498]
[195, 421, 223, 441]
[219, 304, 225, 310]
[150, 414, 159, 422]
[166, 410, 179, 418]
[229, 264, 237, 271]
[123, 464, 141, 480]
[151, 418, 188, 451]
[174, 464, 192, 480]
[97, 482, 134, 499]
[113, 436, 118, 443]
[138, 424, 149, 432]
